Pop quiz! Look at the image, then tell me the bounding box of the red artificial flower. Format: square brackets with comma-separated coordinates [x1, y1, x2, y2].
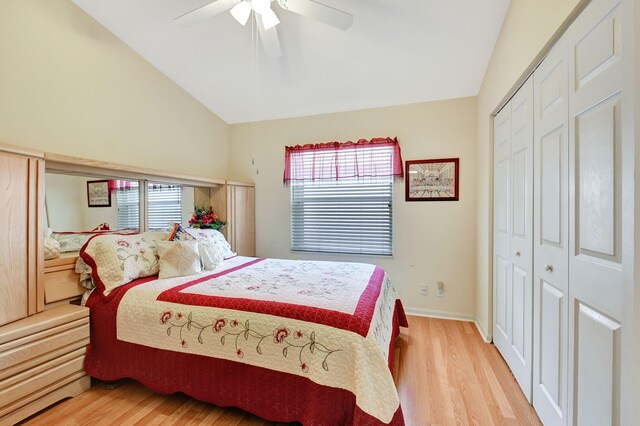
[273, 325, 290, 344]
[160, 310, 172, 324]
[213, 318, 227, 332]
[301, 363, 309, 373]
[294, 330, 303, 339]
[236, 349, 244, 358]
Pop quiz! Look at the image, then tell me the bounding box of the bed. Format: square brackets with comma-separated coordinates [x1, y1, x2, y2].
[80, 230, 408, 425]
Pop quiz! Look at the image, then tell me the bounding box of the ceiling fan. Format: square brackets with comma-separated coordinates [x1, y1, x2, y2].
[174, 0, 353, 59]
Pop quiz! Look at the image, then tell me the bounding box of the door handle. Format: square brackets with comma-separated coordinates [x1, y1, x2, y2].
[514, 251, 521, 257]
[544, 264, 554, 272]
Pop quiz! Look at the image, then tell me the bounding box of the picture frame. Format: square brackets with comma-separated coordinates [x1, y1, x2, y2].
[405, 158, 459, 201]
[87, 180, 111, 207]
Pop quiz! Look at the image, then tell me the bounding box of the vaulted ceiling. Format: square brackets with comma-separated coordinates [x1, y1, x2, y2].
[72, 0, 510, 123]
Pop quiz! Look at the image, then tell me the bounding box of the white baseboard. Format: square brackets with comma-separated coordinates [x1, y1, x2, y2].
[403, 308, 493, 344]
[404, 307, 475, 322]
[474, 321, 492, 343]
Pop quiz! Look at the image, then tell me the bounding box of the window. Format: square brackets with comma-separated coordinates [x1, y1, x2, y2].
[147, 183, 182, 230]
[291, 176, 393, 256]
[285, 138, 403, 256]
[115, 181, 182, 230]
[116, 181, 140, 229]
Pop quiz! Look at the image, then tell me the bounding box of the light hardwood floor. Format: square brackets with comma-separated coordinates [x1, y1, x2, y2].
[22, 316, 540, 425]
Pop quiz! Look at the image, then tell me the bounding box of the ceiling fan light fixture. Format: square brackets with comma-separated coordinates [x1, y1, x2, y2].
[261, 7, 280, 30]
[230, 1, 252, 25]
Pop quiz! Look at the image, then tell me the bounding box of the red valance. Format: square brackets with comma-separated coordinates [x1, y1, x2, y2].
[283, 137, 403, 185]
[108, 180, 137, 192]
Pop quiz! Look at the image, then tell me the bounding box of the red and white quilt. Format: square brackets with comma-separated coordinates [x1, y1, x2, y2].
[85, 256, 408, 425]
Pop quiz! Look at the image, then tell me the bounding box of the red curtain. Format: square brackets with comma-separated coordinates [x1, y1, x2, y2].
[283, 137, 403, 185]
[108, 180, 138, 191]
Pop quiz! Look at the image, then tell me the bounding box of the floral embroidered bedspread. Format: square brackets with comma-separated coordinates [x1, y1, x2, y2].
[115, 256, 403, 424]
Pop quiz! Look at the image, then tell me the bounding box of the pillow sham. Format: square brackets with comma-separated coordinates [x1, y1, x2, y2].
[198, 240, 224, 271]
[184, 228, 235, 259]
[52, 228, 138, 253]
[157, 240, 202, 279]
[80, 231, 169, 295]
[44, 236, 61, 260]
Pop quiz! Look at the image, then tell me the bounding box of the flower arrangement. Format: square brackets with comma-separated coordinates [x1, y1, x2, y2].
[188, 206, 225, 230]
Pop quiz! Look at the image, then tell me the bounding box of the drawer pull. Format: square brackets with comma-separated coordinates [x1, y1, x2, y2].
[544, 264, 554, 272]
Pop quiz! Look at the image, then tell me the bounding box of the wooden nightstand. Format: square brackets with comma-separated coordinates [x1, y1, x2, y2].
[0, 304, 90, 425]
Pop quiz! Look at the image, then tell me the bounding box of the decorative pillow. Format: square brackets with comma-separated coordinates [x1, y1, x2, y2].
[185, 228, 235, 259]
[44, 237, 61, 260]
[198, 241, 224, 271]
[157, 240, 202, 279]
[80, 231, 169, 295]
[91, 222, 111, 232]
[168, 223, 196, 241]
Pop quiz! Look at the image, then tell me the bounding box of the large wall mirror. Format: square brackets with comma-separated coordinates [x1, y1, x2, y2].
[45, 172, 198, 254]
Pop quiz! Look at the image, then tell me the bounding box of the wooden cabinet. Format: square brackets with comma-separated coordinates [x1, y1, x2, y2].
[226, 183, 255, 257]
[194, 181, 256, 257]
[0, 304, 90, 425]
[0, 147, 44, 326]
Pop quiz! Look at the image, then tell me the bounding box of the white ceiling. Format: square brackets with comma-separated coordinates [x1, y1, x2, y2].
[72, 0, 510, 124]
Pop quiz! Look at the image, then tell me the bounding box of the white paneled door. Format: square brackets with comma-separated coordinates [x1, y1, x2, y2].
[493, 76, 534, 402]
[566, 0, 624, 424]
[533, 36, 569, 426]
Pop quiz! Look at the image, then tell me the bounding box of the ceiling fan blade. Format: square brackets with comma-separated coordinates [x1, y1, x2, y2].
[174, 0, 236, 25]
[278, 0, 353, 30]
[257, 16, 283, 59]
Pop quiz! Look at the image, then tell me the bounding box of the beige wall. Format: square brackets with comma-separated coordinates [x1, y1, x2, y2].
[475, 0, 582, 339]
[0, 0, 229, 180]
[230, 97, 478, 319]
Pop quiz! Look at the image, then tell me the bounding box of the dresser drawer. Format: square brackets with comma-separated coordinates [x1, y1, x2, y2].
[0, 348, 86, 417]
[0, 318, 89, 380]
[44, 268, 85, 304]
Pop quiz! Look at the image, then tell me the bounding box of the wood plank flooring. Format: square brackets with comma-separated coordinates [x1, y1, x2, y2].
[22, 316, 540, 425]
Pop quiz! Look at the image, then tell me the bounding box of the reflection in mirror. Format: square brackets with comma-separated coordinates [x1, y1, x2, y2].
[45, 173, 140, 232]
[145, 182, 194, 230]
[44, 173, 198, 257]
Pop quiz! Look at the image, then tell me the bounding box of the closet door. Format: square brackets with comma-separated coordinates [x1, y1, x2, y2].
[508, 76, 534, 401]
[533, 36, 570, 426]
[493, 76, 534, 402]
[493, 101, 512, 375]
[566, 0, 624, 424]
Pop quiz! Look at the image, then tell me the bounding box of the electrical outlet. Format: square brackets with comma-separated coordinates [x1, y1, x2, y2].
[437, 281, 445, 297]
[420, 286, 428, 296]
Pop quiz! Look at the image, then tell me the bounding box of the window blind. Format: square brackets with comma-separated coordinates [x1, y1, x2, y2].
[291, 176, 393, 256]
[116, 182, 140, 230]
[147, 183, 182, 230]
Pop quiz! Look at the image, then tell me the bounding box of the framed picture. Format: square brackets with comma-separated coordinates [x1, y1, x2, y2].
[87, 180, 111, 207]
[405, 158, 459, 201]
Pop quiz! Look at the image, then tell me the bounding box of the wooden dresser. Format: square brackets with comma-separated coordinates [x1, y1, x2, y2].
[0, 144, 90, 425]
[0, 305, 90, 425]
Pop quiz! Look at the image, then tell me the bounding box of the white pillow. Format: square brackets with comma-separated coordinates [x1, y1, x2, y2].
[80, 231, 169, 295]
[44, 237, 61, 260]
[157, 240, 202, 279]
[185, 228, 235, 258]
[198, 241, 224, 271]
